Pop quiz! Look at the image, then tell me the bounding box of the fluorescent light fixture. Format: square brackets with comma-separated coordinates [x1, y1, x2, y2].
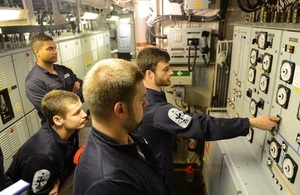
[0, 7, 28, 22]
[106, 15, 119, 22]
[81, 12, 99, 20]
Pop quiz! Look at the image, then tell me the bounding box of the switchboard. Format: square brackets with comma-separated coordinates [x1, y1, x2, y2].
[204, 24, 300, 195]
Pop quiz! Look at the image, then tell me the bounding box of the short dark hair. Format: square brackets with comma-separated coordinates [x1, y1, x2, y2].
[41, 90, 80, 126]
[136, 47, 170, 74]
[31, 34, 54, 51]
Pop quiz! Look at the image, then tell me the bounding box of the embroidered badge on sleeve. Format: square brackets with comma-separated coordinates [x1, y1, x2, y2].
[32, 169, 50, 193]
[168, 108, 192, 128]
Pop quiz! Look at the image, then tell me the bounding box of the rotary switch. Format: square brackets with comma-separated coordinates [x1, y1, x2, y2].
[276, 85, 291, 109]
[282, 154, 298, 183]
[250, 49, 259, 65]
[259, 74, 269, 93]
[280, 60, 295, 84]
[262, 53, 273, 73]
[269, 138, 281, 163]
[248, 67, 256, 84]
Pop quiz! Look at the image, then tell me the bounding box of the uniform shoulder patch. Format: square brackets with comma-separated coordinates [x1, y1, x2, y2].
[32, 169, 50, 193]
[168, 108, 192, 128]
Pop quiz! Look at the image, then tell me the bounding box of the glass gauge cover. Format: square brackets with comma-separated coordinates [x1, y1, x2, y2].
[269, 139, 281, 162]
[248, 67, 256, 84]
[259, 74, 269, 93]
[276, 85, 291, 109]
[262, 53, 273, 72]
[250, 49, 258, 65]
[282, 154, 298, 183]
[280, 60, 295, 84]
[249, 99, 257, 116]
[258, 32, 268, 49]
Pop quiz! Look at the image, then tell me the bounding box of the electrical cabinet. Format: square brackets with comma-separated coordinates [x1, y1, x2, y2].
[11, 49, 35, 114]
[204, 24, 300, 195]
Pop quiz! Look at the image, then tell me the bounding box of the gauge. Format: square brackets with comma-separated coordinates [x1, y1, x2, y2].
[246, 128, 254, 143]
[258, 32, 268, 49]
[276, 85, 291, 109]
[250, 49, 258, 65]
[262, 53, 273, 72]
[248, 67, 256, 84]
[249, 99, 257, 116]
[269, 138, 281, 162]
[259, 74, 269, 93]
[282, 154, 298, 183]
[280, 60, 295, 84]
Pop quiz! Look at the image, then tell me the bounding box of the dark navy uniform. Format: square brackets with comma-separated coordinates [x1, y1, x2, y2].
[73, 127, 172, 195]
[0, 147, 13, 191]
[25, 64, 83, 125]
[138, 88, 250, 190]
[5, 123, 79, 195]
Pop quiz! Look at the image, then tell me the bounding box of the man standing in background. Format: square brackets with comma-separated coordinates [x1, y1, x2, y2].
[25, 34, 83, 125]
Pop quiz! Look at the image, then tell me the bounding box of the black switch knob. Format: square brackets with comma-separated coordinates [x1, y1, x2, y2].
[246, 89, 252, 98]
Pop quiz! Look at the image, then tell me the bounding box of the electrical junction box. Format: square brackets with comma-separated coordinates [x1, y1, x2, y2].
[167, 28, 211, 64]
[173, 86, 185, 100]
[184, 0, 210, 10]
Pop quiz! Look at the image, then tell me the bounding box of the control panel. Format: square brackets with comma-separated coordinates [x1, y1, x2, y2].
[167, 28, 211, 65]
[227, 26, 252, 117]
[232, 26, 300, 194]
[262, 30, 300, 194]
[243, 28, 283, 161]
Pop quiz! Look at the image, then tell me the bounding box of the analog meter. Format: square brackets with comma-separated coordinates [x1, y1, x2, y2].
[250, 49, 258, 65]
[249, 99, 257, 116]
[258, 32, 268, 49]
[280, 60, 295, 84]
[246, 128, 254, 143]
[248, 67, 256, 84]
[282, 154, 298, 183]
[262, 53, 273, 72]
[269, 138, 281, 162]
[259, 74, 269, 93]
[276, 85, 290, 109]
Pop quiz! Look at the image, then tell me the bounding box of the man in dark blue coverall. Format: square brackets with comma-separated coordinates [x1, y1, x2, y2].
[25, 34, 83, 125]
[136, 47, 280, 192]
[73, 59, 172, 195]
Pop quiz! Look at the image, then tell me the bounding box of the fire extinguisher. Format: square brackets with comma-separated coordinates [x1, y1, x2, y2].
[188, 138, 198, 151]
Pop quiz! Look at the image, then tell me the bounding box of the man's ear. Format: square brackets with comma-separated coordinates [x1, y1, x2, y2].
[53, 115, 63, 126]
[145, 70, 154, 79]
[33, 48, 39, 56]
[114, 102, 126, 118]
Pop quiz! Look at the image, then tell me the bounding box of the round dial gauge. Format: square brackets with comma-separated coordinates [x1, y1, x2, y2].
[262, 54, 272, 72]
[269, 140, 280, 161]
[249, 100, 257, 116]
[250, 49, 258, 65]
[248, 67, 256, 84]
[246, 128, 254, 142]
[258, 32, 267, 49]
[276, 87, 288, 106]
[280, 61, 293, 83]
[259, 75, 269, 93]
[282, 157, 295, 179]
